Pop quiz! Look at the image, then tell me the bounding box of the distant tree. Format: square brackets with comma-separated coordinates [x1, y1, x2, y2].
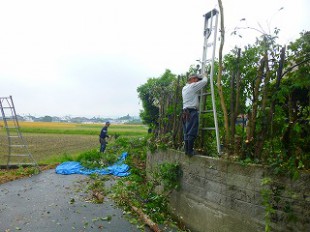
[118, 114, 131, 120]
[41, 115, 53, 122]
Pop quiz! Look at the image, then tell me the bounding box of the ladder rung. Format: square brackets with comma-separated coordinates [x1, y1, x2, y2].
[2, 106, 13, 109]
[201, 92, 211, 96]
[9, 145, 27, 148]
[201, 110, 214, 113]
[6, 163, 37, 167]
[5, 126, 19, 129]
[8, 135, 21, 138]
[202, 127, 216, 131]
[6, 154, 30, 157]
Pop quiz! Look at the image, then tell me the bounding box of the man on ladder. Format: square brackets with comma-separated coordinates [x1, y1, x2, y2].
[182, 8, 221, 156]
[182, 74, 208, 156]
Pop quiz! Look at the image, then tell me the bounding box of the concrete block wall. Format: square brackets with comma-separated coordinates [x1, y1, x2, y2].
[146, 149, 310, 232]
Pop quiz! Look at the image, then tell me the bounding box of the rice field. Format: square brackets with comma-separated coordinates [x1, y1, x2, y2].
[0, 121, 147, 165]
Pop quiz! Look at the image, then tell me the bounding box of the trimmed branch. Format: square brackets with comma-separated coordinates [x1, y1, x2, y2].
[131, 205, 162, 232]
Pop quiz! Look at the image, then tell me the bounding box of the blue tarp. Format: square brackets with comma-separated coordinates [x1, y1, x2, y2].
[55, 152, 130, 177]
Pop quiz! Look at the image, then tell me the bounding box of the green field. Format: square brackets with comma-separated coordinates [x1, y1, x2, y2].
[0, 122, 147, 165]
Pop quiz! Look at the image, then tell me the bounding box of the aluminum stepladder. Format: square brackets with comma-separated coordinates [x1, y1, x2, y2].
[198, 9, 221, 154]
[0, 96, 38, 168]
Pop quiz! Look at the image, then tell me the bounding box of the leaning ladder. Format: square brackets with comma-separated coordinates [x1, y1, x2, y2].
[199, 9, 221, 154]
[0, 96, 37, 168]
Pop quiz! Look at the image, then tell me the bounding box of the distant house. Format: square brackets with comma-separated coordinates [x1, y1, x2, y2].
[236, 114, 248, 126]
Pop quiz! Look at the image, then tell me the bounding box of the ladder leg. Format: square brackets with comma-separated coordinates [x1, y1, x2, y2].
[0, 96, 38, 168]
[199, 9, 221, 155]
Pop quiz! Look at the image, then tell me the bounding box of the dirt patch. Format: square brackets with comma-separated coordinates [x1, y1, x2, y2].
[0, 164, 57, 185]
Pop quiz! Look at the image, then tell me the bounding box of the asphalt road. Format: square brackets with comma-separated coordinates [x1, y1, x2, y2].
[0, 169, 148, 232]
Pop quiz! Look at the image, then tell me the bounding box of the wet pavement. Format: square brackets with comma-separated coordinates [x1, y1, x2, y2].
[0, 169, 147, 232]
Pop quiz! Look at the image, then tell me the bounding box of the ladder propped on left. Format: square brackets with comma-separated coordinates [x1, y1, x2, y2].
[0, 96, 38, 169]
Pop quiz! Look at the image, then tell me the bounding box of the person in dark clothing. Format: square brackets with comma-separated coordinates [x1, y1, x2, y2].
[182, 74, 208, 156]
[99, 121, 110, 153]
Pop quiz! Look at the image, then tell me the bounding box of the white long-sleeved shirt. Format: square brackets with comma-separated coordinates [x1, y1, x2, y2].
[182, 76, 208, 109]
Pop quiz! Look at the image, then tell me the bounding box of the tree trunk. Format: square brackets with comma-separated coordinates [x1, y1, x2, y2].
[249, 56, 265, 142]
[230, 48, 242, 154]
[269, 46, 286, 136]
[172, 76, 181, 148]
[229, 66, 236, 154]
[255, 52, 270, 158]
[217, 0, 230, 148]
[234, 48, 242, 155]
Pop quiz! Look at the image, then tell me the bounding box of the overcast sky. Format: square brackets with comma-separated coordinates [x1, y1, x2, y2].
[0, 0, 309, 118]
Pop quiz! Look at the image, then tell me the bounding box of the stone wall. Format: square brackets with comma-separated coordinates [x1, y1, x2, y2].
[146, 149, 310, 232]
